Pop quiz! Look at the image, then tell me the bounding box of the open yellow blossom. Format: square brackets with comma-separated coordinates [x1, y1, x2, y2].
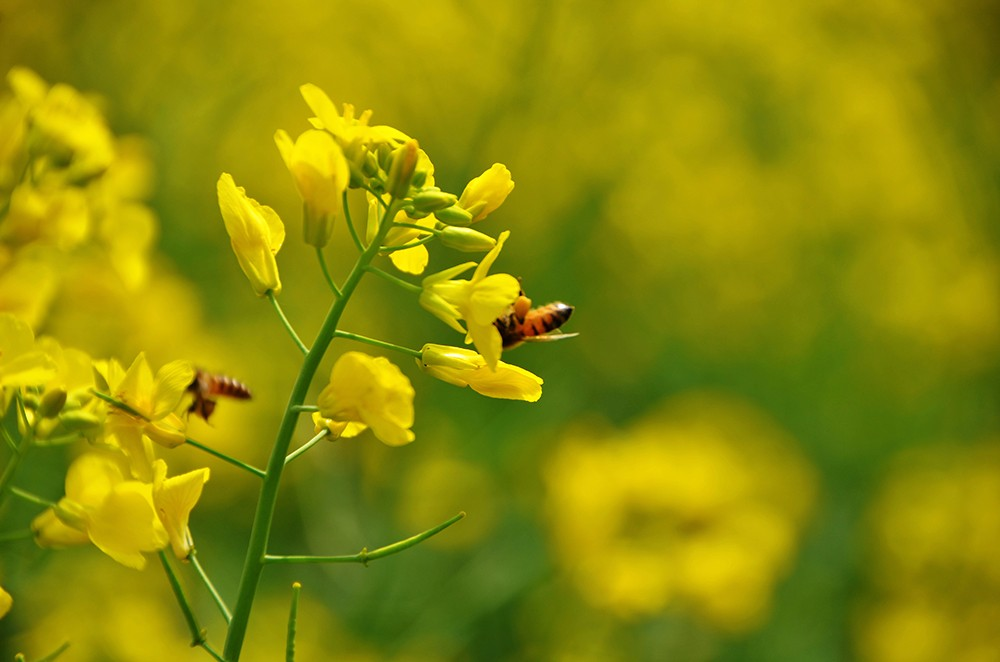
[95, 354, 193, 479]
[457, 163, 514, 224]
[421, 231, 520, 369]
[217, 172, 285, 296]
[274, 128, 349, 247]
[299, 84, 409, 157]
[152, 459, 210, 561]
[32, 452, 169, 570]
[0, 584, 10, 619]
[419, 344, 542, 401]
[316, 352, 415, 446]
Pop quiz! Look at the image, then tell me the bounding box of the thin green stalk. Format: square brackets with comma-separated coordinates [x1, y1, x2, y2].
[381, 233, 436, 253]
[185, 438, 266, 479]
[284, 429, 329, 465]
[391, 221, 439, 234]
[190, 550, 232, 624]
[264, 512, 465, 566]
[267, 292, 309, 355]
[32, 642, 71, 662]
[286, 583, 301, 662]
[90, 389, 144, 418]
[343, 190, 365, 252]
[0, 394, 33, 510]
[290, 405, 318, 413]
[315, 247, 342, 297]
[159, 550, 224, 661]
[223, 199, 402, 662]
[365, 266, 422, 293]
[0, 528, 33, 542]
[333, 330, 422, 359]
[8, 486, 57, 509]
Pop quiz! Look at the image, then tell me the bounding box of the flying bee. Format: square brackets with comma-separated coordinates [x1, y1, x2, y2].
[187, 370, 252, 422]
[494, 292, 577, 349]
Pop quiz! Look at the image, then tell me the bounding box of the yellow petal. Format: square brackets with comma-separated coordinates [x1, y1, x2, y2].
[88, 482, 168, 570]
[153, 460, 210, 560]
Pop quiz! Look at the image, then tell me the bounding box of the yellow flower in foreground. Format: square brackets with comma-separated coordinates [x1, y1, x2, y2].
[421, 231, 520, 369]
[419, 344, 542, 401]
[217, 172, 285, 296]
[33, 452, 169, 570]
[457, 163, 514, 224]
[316, 352, 415, 446]
[299, 84, 409, 154]
[152, 460, 209, 561]
[0, 584, 10, 619]
[274, 128, 349, 247]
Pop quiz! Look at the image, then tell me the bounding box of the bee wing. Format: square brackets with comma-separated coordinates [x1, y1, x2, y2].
[520, 332, 580, 343]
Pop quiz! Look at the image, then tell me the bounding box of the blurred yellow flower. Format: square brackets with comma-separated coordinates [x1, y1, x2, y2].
[216, 172, 285, 296]
[0, 584, 10, 619]
[419, 343, 542, 401]
[151, 459, 209, 560]
[274, 128, 349, 247]
[544, 393, 816, 632]
[316, 351, 415, 446]
[857, 441, 1000, 662]
[420, 230, 519, 369]
[0, 313, 56, 389]
[33, 452, 169, 570]
[457, 163, 514, 224]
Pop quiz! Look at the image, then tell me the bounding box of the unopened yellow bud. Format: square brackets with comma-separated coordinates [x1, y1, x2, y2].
[387, 139, 419, 199]
[439, 226, 497, 252]
[458, 163, 514, 223]
[274, 129, 349, 247]
[434, 205, 474, 226]
[55, 409, 103, 434]
[421, 344, 483, 371]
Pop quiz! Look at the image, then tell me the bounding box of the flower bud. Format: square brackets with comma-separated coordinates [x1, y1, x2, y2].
[411, 188, 458, 214]
[458, 163, 514, 223]
[387, 139, 419, 199]
[37, 388, 67, 418]
[439, 226, 497, 252]
[421, 344, 483, 371]
[434, 205, 474, 226]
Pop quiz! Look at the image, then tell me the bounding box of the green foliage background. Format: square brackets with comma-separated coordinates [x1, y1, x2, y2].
[1, 0, 999, 660]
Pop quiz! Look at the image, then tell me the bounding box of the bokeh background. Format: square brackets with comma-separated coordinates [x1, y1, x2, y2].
[2, 0, 999, 660]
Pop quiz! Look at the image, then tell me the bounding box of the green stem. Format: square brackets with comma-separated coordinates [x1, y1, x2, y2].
[290, 405, 318, 413]
[315, 247, 342, 297]
[8, 485, 58, 509]
[0, 395, 33, 510]
[286, 583, 301, 662]
[381, 233, 436, 254]
[365, 266, 422, 293]
[185, 438, 266, 479]
[343, 190, 365, 252]
[391, 221, 439, 234]
[333, 330, 422, 359]
[267, 292, 309, 355]
[264, 512, 465, 566]
[284, 429, 329, 465]
[33, 642, 71, 662]
[0, 528, 33, 542]
[223, 198, 402, 661]
[90, 389, 145, 418]
[190, 550, 232, 624]
[159, 550, 224, 661]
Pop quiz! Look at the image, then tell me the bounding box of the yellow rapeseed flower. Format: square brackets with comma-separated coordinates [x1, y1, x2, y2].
[457, 163, 514, 224]
[217, 172, 285, 296]
[316, 352, 415, 446]
[0, 584, 10, 619]
[299, 84, 409, 156]
[0, 313, 56, 390]
[32, 452, 169, 570]
[420, 230, 520, 369]
[151, 459, 210, 561]
[274, 128, 349, 247]
[419, 344, 542, 401]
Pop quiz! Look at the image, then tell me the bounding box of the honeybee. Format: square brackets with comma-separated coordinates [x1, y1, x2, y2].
[187, 370, 252, 422]
[494, 292, 577, 349]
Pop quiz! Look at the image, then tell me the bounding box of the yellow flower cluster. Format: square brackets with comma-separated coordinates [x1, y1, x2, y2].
[544, 393, 816, 632]
[857, 441, 1000, 661]
[217, 84, 552, 447]
[0, 313, 209, 571]
[0, 68, 158, 329]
